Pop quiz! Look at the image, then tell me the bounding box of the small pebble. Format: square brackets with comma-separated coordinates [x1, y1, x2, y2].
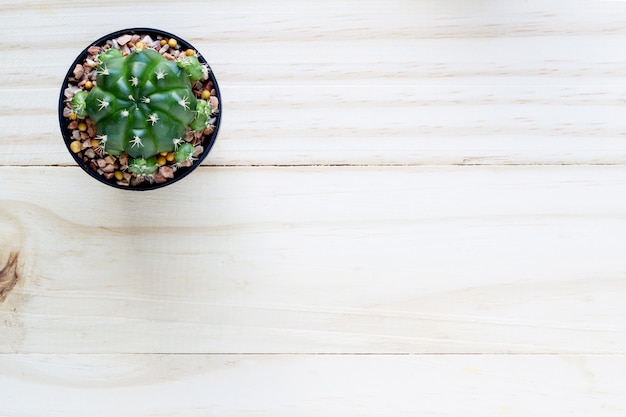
[119, 153, 129, 167]
[192, 145, 204, 157]
[73, 64, 85, 79]
[70, 140, 82, 153]
[159, 165, 174, 179]
[117, 34, 132, 46]
[64, 85, 79, 99]
[141, 35, 155, 48]
[209, 95, 219, 111]
[153, 171, 167, 184]
[86, 119, 96, 137]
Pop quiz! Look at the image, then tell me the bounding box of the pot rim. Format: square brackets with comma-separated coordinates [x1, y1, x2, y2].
[58, 27, 222, 191]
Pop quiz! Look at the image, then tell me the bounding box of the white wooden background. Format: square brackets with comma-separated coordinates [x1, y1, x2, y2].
[2, 0, 626, 415]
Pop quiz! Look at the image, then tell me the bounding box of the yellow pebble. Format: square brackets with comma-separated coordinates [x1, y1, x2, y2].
[70, 140, 82, 153]
[160, 39, 167, 46]
[185, 49, 195, 56]
[78, 122, 87, 132]
[165, 152, 175, 162]
[114, 170, 124, 181]
[135, 41, 146, 51]
[157, 156, 167, 165]
[160, 151, 168, 156]
[85, 80, 93, 90]
[69, 113, 77, 121]
[91, 139, 100, 148]
[168, 38, 177, 48]
[201, 89, 211, 100]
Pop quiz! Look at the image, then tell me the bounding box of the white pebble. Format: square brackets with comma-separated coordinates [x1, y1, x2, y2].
[116, 34, 132, 46]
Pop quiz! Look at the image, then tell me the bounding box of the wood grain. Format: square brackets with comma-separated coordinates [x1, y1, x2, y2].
[1, 354, 626, 417]
[2, 0, 626, 166]
[2, 0, 626, 413]
[1, 166, 625, 354]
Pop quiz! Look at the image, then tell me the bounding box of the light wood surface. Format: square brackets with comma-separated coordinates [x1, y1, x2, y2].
[2, 0, 626, 415]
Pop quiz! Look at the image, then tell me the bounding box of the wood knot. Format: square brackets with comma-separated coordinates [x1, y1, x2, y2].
[0, 251, 19, 303]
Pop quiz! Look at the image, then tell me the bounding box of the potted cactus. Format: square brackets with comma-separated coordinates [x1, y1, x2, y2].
[59, 28, 221, 189]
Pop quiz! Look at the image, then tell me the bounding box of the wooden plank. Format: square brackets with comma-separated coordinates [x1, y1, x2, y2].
[1, 166, 625, 353]
[6, 84, 626, 166]
[3, 1, 626, 166]
[1, 354, 625, 416]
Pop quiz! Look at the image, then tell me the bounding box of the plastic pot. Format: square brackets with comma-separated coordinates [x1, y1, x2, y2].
[59, 28, 222, 190]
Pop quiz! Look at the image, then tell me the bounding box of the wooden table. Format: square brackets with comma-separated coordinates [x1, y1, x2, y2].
[2, 1, 626, 415]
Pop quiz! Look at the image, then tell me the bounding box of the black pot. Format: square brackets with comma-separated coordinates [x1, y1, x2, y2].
[59, 28, 222, 190]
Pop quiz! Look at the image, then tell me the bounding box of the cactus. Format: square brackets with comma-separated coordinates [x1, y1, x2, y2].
[82, 47, 209, 163]
[177, 55, 205, 81]
[71, 90, 88, 118]
[174, 142, 195, 163]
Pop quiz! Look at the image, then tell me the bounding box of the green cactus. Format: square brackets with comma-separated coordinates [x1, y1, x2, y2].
[177, 55, 205, 81]
[174, 142, 195, 163]
[71, 90, 88, 118]
[189, 98, 212, 131]
[82, 47, 206, 163]
[129, 156, 159, 175]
